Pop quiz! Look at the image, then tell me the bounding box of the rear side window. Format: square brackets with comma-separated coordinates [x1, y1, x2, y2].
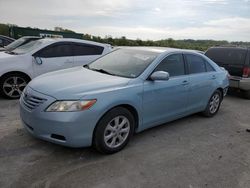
[205, 48, 247, 65]
[73, 44, 104, 56]
[205, 61, 215, 72]
[38, 43, 73, 58]
[185, 54, 206, 74]
[154, 54, 185, 77]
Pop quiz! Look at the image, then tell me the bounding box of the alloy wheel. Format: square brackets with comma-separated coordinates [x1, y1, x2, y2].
[3, 76, 27, 98]
[209, 93, 220, 114]
[104, 115, 130, 148]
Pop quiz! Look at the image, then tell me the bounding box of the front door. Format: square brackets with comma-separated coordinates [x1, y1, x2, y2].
[33, 42, 74, 76]
[142, 53, 189, 130]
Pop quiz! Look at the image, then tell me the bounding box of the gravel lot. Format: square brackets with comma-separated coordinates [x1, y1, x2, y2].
[0, 92, 250, 188]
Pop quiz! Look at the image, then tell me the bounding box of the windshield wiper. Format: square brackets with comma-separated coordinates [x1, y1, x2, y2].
[90, 68, 116, 76]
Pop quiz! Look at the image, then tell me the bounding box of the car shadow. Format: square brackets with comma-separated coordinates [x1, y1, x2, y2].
[0, 111, 200, 159]
[227, 89, 246, 99]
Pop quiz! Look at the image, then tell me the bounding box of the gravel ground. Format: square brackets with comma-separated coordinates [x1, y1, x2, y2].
[0, 92, 250, 188]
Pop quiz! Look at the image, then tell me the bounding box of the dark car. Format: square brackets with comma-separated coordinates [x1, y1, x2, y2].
[0, 35, 15, 48]
[205, 46, 250, 99]
[0, 36, 41, 52]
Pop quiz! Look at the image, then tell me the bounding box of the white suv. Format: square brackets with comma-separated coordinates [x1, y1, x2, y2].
[0, 38, 112, 99]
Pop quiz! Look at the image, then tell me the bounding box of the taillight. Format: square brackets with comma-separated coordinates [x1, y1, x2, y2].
[243, 67, 250, 78]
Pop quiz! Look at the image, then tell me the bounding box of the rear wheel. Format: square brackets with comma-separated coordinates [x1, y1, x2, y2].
[93, 107, 135, 154]
[0, 73, 29, 99]
[202, 90, 222, 117]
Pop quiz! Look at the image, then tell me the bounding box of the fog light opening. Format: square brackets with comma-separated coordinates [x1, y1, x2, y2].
[51, 134, 66, 141]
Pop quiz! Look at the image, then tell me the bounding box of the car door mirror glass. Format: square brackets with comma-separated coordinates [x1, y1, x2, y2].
[34, 57, 43, 65]
[150, 71, 170, 81]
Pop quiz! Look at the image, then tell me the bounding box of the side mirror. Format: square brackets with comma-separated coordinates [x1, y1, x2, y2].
[150, 71, 170, 81]
[34, 57, 43, 65]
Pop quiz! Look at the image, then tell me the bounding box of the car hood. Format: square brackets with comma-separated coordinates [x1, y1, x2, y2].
[0, 51, 19, 60]
[29, 67, 131, 99]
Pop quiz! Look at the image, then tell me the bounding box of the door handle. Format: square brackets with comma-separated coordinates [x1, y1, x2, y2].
[182, 80, 189, 85]
[211, 75, 216, 80]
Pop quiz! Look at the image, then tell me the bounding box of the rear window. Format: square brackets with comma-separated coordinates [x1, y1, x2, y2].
[205, 48, 247, 65]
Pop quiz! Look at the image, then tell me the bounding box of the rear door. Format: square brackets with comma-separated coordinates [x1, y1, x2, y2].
[33, 42, 74, 76]
[205, 48, 247, 77]
[72, 43, 104, 66]
[184, 53, 217, 112]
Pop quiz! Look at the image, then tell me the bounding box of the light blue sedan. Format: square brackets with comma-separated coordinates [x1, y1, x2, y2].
[20, 47, 229, 154]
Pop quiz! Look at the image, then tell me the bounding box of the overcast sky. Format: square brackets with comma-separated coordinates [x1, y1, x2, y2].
[0, 0, 250, 41]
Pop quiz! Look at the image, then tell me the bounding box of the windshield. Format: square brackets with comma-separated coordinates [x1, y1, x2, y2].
[12, 40, 43, 55]
[88, 48, 159, 78]
[5, 38, 26, 51]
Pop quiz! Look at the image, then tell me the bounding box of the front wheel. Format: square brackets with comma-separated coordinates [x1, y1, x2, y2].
[202, 90, 222, 117]
[0, 73, 29, 99]
[93, 107, 135, 154]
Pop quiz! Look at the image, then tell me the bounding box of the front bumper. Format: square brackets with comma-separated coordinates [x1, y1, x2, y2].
[229, 76, 250, 91]
[19, 87, 98, 148]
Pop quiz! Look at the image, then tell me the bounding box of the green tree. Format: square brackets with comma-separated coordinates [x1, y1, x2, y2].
[0, 24, 10, 36]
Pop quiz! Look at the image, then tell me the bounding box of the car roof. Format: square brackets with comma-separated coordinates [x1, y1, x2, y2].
[38, 38, 111, 47]
[117, 46, 204, 54]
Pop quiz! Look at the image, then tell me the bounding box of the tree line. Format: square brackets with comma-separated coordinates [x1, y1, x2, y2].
[1, 23, 249, 51]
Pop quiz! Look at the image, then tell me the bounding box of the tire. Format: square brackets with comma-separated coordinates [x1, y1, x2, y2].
[93, 107, 135, 154]
[202, 90, 222, 117]
[0, 73, 29, 99]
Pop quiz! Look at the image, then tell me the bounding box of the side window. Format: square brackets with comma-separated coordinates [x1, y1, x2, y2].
[154, 54, 185, 77]
[38, 43, 73, 58]
[206, 61, 215, 72]
[186, 54, 206, 74]
[0, 39, 3, 47]
[227, 49, 247, 65]
[73, 44, 104, 56]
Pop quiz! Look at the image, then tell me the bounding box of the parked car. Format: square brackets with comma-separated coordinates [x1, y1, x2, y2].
[0, 38, 113, 99]
[0, 35, 15, 48]
[20, 47, 229, 154]
[205, 46, 250, 99]
[0, 36, 41, 52]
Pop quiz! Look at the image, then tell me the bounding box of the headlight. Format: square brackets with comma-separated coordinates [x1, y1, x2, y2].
[46, 100, 97, 112]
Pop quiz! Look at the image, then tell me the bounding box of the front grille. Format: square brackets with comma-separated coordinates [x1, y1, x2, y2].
[22, 93, 47, 111]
